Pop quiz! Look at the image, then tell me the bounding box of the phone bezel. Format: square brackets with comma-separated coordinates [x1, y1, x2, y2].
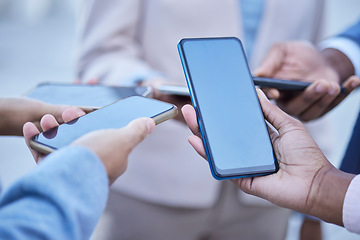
[178, 37, 278, 180]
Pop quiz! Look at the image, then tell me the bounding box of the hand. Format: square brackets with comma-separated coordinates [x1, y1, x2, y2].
[142, 78, 191, 123]
[255, 41, 360, 121]
[23, 107, 86, 162]
[71, 117, 155, 184]
[182, 89, 355, 225]
[0, 97, 81, 136]
[74, 78, 99, 85]
[23, 109, 155, 185]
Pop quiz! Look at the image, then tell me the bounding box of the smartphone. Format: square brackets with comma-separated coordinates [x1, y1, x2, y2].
[253, 77, 310, 90]
[156, 79, 309, 97]
[30, 96, 177, 154]
[253, 77, 347, 93]
[26, 83, 152, 110]
[156, 77, 336, 97]
[178, 37, 278, 180]
[156, 84, 190, 96]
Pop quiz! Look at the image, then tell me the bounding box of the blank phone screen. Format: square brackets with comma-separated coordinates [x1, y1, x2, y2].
[31, 96, 175, 151]
[179, 38, 277, 178]
[26, 84, 150, 108]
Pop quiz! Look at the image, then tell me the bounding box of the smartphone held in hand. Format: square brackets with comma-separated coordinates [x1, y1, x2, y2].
[178, 37, 278, 180]
[30, 96, 177, 154]
[26, 83, 151, 110]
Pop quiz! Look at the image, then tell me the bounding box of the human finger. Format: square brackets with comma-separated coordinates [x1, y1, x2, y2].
[39, 114, 60, 131]
[61, 107, 86, 123]
[188, 135, 207, 160]
[261, 88, 280, 100]
[324, 76, 360, 114]
[277, 79, 330, 117]
[86, 78, 99, 85]
[182, 104, 202, 138]
[254, 43, 286, 77]
[119, 117, 155, 151]
[257, 89, 301, 135]
[23, 122, 43, 162]
[298, 81, 340, 121]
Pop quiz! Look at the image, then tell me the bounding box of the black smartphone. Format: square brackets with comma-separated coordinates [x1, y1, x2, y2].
[156, 77, 339, 96]
[253, 77, 311, 90]
[26, 83, 152, 110]
[30, 96, 177, 154]
[178, 37, 278, 180]
[253, 77, 346, 93]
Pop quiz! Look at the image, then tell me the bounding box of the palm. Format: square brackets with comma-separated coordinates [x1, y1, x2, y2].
[237, 123, 327, 211]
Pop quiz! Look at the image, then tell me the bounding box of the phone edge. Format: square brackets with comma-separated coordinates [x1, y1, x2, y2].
[178, 37, 279, 180]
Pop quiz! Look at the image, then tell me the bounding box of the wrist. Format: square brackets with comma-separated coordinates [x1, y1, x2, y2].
[321, 48, 355, 84]
[309, 164, 355, 226]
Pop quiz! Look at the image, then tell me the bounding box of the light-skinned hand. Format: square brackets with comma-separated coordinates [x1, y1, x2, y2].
[23, 109, 155, 185]
[0, 97, 82, 136]
[23, 107, 86, 162]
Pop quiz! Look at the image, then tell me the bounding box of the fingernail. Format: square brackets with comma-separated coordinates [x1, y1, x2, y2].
[74, 108, 85, 117]
[147, 120, 155, 134]
[315, 84, 325, 93]
[351, 81, 360, 88]
[328, 87, 337, 95]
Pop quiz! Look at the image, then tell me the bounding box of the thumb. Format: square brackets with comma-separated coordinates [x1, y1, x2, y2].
[254, 43, 285, 77]
[118, 117, 155, 149]
[257, 89, 300, 136]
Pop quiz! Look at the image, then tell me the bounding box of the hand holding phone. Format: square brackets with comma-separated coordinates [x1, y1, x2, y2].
[178, 37, 278, 179]
[255, 41, 360, 121]
[30, 96, 177, 154]
[156, 77, 345, 97]
[24, 107, 86, 162]
[26, 83, 151, 110]
[24, 107, 155, 185]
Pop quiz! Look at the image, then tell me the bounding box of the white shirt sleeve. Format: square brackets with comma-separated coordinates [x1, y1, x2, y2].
[343, 174, 360, 234]
[318, 37, 360, 78]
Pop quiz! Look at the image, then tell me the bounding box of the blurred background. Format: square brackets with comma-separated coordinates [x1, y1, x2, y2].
[0, 0, 360, 239]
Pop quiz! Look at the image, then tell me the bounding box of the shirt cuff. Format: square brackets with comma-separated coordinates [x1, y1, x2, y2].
[318, 37, 360, 78]
[343, 174, 360, 234]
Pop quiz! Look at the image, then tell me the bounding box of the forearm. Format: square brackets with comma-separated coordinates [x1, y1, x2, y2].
[310, 166, 355, 226]
[321, 48, 355, 84]
[0, 146, 108, 239]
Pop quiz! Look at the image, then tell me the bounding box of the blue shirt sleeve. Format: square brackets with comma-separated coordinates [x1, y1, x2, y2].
[339, 19, 360, 46]
[0, 146, 109, 240]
